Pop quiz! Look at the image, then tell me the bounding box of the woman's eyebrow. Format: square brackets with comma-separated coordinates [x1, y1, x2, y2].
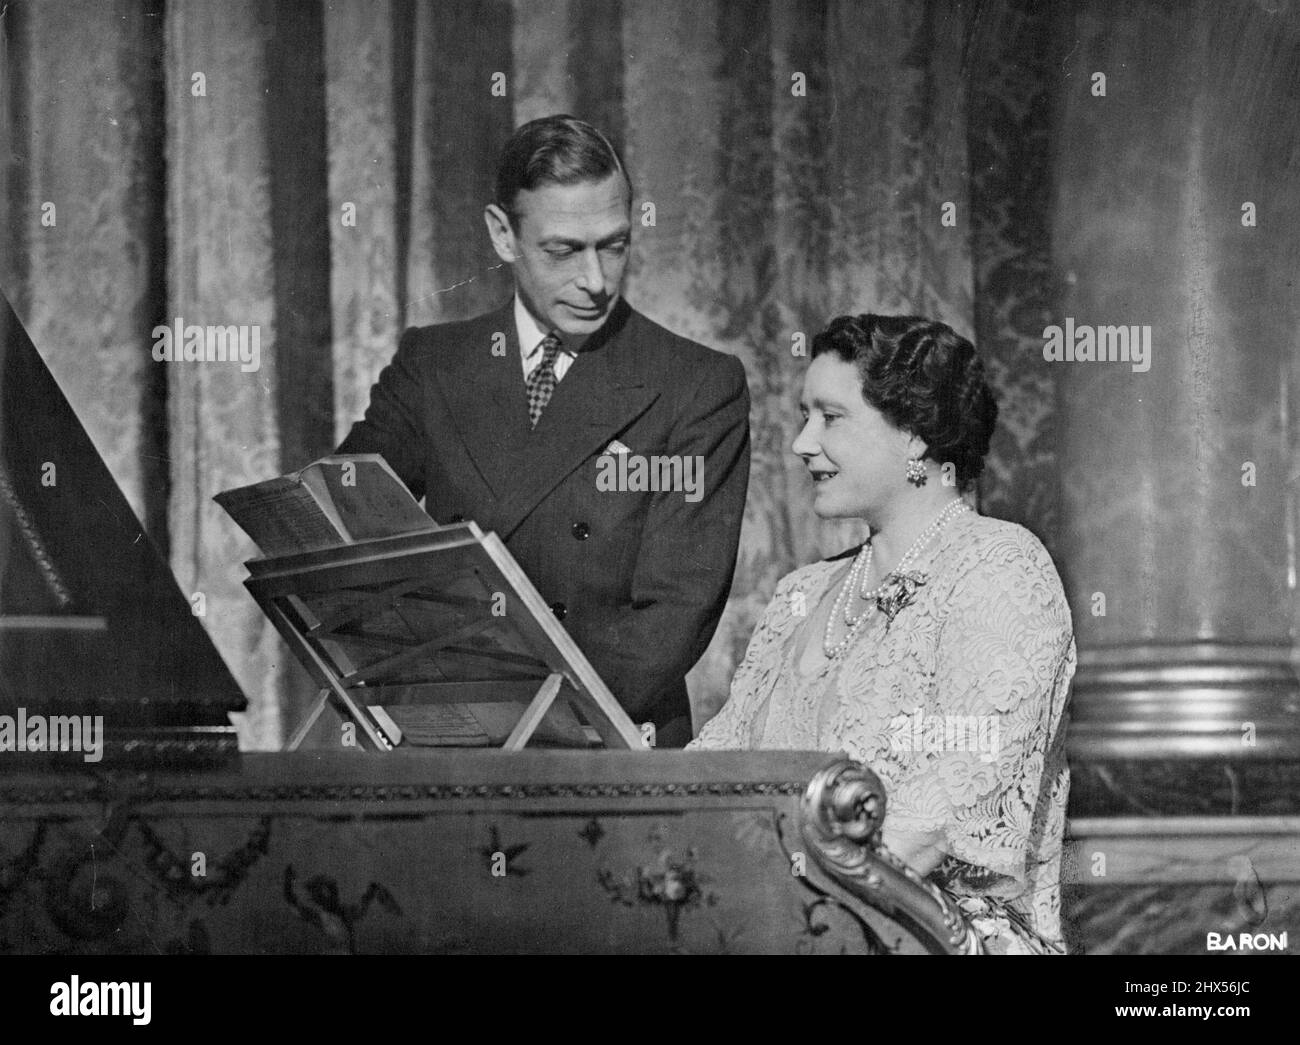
[800, 395, 850, 412]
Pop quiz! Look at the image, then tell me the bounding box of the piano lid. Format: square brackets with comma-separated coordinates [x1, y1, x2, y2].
[0, 293, 245, 766]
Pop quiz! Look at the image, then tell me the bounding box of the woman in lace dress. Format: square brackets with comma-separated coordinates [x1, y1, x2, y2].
[690, 314, 1076, 955]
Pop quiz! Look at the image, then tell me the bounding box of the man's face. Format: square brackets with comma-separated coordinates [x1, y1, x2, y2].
[485, 173, 632, 339]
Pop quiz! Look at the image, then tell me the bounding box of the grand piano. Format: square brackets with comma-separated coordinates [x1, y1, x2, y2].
[0, 298, 980, 955]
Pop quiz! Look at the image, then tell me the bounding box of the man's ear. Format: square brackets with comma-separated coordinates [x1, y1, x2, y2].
[484, 203, 517, 264]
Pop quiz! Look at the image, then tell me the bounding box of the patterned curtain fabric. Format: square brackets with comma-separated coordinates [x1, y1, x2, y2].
[0, 0, 1057, 748]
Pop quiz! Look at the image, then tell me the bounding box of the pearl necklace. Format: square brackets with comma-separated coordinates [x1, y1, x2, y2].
[822, 499, 971, 659]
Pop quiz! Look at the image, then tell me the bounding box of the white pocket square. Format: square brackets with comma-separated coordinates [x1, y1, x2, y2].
[604, 439, 632, 455]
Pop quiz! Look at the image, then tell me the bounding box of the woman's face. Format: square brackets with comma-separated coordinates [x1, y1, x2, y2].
[793, 354, 914, 520]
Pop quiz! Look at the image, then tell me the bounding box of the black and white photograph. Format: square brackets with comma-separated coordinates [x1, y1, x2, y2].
[0, 0, 1296, 1004]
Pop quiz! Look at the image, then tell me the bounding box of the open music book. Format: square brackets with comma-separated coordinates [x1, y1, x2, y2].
[214, 454, 438, 558]
[218, 457, 643, 751]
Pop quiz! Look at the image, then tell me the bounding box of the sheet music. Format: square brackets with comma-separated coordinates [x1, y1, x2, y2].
[379, 703, 490, 746]
[214, 476, 347, 557]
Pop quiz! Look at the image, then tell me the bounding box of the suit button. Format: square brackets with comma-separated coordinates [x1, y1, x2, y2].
[550, 602, 567, 621]
[447, 514, 464, 523]
[571, 521, 590, 541]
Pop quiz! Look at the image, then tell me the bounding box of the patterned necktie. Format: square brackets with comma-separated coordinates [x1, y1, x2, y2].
[525, 333, 563, 428]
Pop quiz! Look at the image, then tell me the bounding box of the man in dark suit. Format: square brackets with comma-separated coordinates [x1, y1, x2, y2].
[337, 115, 750, 748]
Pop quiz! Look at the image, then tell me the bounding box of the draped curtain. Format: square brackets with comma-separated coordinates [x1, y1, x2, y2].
[0, 0, 1058, 749]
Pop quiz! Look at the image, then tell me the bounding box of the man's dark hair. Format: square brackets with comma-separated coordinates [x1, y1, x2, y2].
[494, 114, 631, 228]
[811, 314, 999, 490]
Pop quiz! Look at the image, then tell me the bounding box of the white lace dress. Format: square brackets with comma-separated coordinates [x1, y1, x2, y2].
[690, 512, 1076, 954]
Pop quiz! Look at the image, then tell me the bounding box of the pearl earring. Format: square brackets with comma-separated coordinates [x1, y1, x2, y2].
[905, 458, 927, 486]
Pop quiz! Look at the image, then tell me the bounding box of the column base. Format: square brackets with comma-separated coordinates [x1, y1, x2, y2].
[1067, 642, 1300, 816]
[1068, 642, 1300, 760]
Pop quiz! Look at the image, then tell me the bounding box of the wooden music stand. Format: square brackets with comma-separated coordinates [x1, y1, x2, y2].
[242, 522, 643, 752]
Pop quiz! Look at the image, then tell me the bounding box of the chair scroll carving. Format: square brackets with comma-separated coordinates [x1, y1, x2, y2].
[799, 759, 983, 955]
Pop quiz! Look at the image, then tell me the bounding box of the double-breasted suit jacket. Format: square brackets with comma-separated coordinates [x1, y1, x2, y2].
[337, 297, 751, 746]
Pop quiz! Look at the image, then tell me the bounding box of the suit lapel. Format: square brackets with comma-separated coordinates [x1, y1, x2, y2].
[431, 303, 533, 499]
[493, 300, 659, 540]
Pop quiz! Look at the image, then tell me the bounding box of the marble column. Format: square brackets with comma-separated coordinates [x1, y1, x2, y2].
[1050, 0, 1300, 810]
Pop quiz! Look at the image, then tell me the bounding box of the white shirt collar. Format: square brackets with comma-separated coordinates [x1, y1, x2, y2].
[515, 296, 563, 360]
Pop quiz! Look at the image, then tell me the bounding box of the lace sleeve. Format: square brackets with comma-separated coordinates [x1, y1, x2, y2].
[885, 534, 1074, 891]
[688, 569, 811, 750]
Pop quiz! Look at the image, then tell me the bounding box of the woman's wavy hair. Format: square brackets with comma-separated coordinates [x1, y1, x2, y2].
[810, 314, 998, 491]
